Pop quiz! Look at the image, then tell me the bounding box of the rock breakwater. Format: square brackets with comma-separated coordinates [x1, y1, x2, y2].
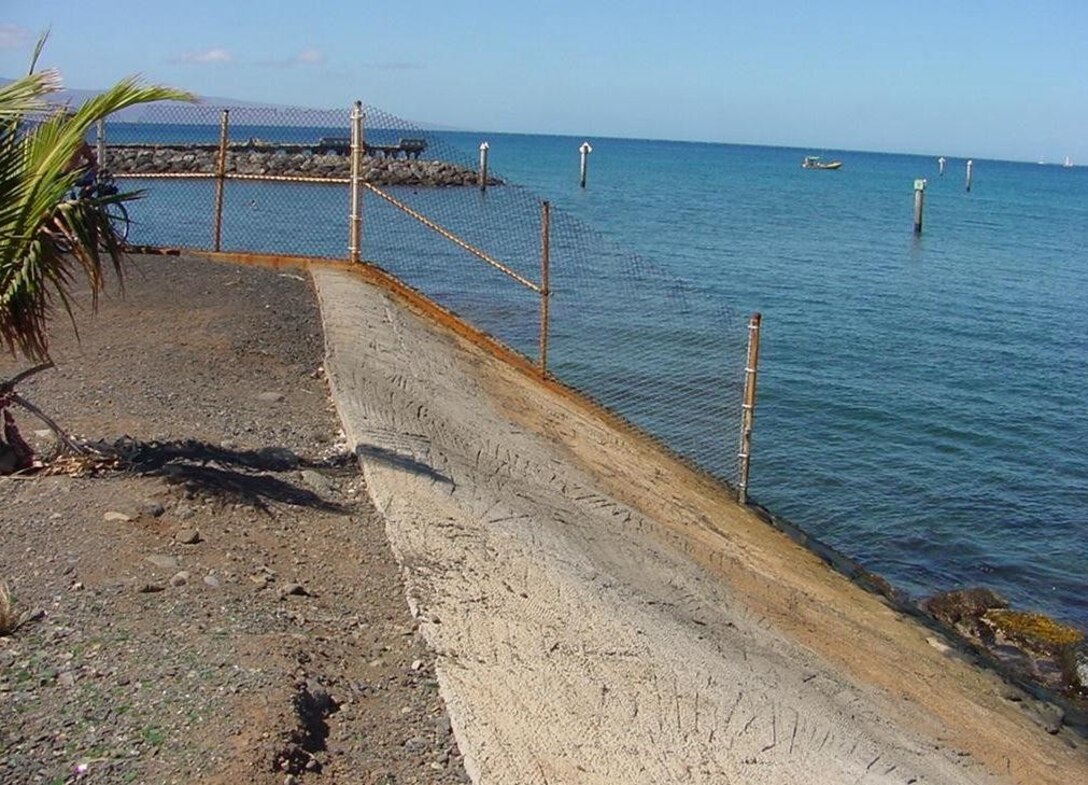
[921, 587, 1087, 713]
[105, 145, 497, 187]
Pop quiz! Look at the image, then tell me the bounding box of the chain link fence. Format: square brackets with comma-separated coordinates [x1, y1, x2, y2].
[87, 100, 757, 492]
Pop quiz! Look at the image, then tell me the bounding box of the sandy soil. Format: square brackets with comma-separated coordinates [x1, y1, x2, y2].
[315, 263, 1086, 785]
[0, 256, 469, 784]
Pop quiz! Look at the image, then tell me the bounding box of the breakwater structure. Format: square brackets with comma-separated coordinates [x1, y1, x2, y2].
[94, 100, 1087, 722]
[105, 141, 495, 187]
[95, 99, 762, 557]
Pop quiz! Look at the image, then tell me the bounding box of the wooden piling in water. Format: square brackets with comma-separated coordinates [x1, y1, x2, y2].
[913, 178, 926, 234]
[478, 142, 490, 192]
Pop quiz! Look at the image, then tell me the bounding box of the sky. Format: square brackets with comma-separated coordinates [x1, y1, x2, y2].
[2, 1, 1086, 162]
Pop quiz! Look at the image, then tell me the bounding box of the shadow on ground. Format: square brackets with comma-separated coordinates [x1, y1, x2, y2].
[355, 443, 451, 486]
[100, 438, 354, 513]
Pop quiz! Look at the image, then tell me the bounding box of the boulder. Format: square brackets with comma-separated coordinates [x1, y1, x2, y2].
[920, 587, 1008, 638]
[980, 609, 1084, 658]
[1061, 639, 1088, 694]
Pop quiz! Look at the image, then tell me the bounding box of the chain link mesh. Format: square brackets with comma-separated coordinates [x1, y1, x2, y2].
[91, 101, 752, 489]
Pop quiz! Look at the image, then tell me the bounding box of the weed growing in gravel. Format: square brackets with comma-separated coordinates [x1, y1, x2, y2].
[141, 726, 166, 747]
[0, 581, 24, 635]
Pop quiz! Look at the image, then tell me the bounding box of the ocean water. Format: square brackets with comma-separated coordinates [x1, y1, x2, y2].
[109, 123, 1088, 628]
[469, 134, 1088, 629]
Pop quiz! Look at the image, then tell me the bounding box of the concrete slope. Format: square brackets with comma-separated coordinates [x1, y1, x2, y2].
[314, 266, 1085, 785]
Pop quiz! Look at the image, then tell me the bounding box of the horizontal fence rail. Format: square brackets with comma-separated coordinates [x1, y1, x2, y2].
[51, 99, 756, 494]
[364, 184, 542, 294]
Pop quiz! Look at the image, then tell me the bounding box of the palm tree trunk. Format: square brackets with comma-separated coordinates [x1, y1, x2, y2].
[0, 363, 86, 473]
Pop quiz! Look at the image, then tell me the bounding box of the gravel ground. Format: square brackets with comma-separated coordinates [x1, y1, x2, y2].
[0, 255, 470, 785]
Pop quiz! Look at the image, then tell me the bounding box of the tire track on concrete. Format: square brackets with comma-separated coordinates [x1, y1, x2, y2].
[315, 268, 1025, 784]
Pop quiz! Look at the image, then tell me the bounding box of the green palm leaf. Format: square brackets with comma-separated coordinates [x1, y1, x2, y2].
[0, 65, 194, 361]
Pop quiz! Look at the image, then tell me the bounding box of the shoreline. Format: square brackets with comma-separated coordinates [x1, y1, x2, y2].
[2, 252, 1085, 782]
[312, 256, 1087, 782]
[97, 136, 1088, 631]
[200, 246, 1088, 717]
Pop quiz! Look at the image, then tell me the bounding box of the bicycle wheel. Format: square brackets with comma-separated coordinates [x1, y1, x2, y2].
[103, 201, 130, 245]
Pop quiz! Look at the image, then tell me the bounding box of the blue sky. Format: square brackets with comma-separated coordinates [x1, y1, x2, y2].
[3, 1, 1085, 161]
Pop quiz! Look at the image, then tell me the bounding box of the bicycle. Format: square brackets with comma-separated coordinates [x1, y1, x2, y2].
[77, 168, 130, 245]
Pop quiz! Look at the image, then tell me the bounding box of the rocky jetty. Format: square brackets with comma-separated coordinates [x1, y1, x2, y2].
[105, 145, 498, 187]
[921, 587, 1087, 707]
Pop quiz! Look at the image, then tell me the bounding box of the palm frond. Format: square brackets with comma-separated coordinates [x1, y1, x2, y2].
[0, 70, 62, 120]
[27, 29, 50, 75]
[0, 54, 195, 361]
[74, 78, 195, 126]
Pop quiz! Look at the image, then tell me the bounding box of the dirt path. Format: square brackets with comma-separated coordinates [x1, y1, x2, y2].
[315, 265, 1086, 785]
[0, 256, 469, 785]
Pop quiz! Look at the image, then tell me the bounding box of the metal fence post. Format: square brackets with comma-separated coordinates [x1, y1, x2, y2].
[348, 100, 364, 263]
[737, 312, 762, 505]
[538, 200, 551, 375]
[95, 118, 106, 168]
[211, 109, 230, 252]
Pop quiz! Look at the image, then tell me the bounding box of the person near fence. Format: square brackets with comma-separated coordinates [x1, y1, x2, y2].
[63, 111, 99, 195]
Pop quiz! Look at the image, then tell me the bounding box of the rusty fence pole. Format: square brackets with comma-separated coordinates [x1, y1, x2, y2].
[95, 118, 106, 168]
[211, 108, 230, 252]
[538, 200, 551, 375]
[737, 312, 762, 505]
[348, 100, 364, 263]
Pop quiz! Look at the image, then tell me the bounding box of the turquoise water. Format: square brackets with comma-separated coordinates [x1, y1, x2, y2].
[111, 123, 1088, 627]
[468, 133, 1088, 627]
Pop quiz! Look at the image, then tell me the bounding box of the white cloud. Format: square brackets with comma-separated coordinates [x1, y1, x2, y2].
[172, 48, 233, 64]
[170, 47, 328, 68]
[0, 23, 31, 49]
[257, 49, 326, 67]
[361, 62, 424, 71]
[294, 48, 324, 65]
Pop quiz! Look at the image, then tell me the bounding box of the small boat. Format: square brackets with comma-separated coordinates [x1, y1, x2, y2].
[802, 155, 842, 170]
[1063, 156, 1074, 168]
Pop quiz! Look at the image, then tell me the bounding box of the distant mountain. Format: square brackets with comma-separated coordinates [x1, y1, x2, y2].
[1, 77, 284, 120]
[2, 77, 452, 130]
